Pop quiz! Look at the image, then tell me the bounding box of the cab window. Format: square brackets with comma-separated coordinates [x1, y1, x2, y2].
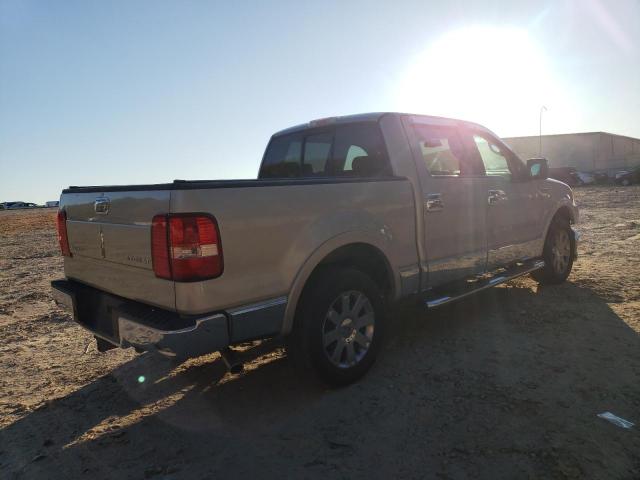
[260, 122, 391, 179]
[303, 132, 333, 176]
[260, 133, 304, 178]
[413, 125, 468, 176]
[331, 123, 390, 177]
[471, 132, 525, 180]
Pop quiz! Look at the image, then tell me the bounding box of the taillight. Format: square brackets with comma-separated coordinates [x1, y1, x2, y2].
[151, 213, 223, 281]
[56, 210, 72, 257]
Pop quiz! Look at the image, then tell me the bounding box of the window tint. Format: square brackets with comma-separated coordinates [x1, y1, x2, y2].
[332, 123, 390, 177]
[473, 134, 511, 178]
[344, 145, 367, 171]
[260, 134, 303, 178]
[259, 123, 390, 179]
[303, 132, 333, 176]
[413, 125, 465, 176]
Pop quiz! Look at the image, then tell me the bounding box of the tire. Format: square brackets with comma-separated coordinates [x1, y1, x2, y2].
[285, 267, 386, 386]
[531, 216, 575, 285]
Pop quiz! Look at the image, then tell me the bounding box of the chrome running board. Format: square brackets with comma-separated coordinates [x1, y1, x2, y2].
[424, 260, 545, 309]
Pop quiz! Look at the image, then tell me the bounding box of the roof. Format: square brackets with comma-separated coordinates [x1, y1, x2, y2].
[271, 112, 488, 137]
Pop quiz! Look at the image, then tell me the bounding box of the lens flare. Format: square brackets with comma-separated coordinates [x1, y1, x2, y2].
[395, 25, 574, 135]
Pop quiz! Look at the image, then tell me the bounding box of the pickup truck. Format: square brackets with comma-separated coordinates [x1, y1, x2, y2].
[52, 112, 579, 385]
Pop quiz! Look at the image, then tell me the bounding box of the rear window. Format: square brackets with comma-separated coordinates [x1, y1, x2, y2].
[259, 123, 390, 179]
[303, 132, 333, 175]
[331, 123, 390, 177]
[260, 133, 304, 178]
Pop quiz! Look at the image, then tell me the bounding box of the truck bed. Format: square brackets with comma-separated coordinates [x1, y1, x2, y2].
[60, 176, 418, 317]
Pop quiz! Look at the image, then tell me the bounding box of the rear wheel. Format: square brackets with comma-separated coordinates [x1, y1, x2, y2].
[286, 267, 386, 386]
[531, 217, 574, 285]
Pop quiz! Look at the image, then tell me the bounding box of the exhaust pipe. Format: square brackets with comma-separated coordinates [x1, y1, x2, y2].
[220, 348, 244, 374]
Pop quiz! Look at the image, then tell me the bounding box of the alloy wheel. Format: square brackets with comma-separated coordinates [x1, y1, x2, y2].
[322, 290, 375, 368]
[551, 229, 571, 275]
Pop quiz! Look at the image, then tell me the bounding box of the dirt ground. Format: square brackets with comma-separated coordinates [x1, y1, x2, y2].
[1, 186, 639, 479]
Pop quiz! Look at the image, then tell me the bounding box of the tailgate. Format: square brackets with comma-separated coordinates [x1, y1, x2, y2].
[61, 190, 175, 310]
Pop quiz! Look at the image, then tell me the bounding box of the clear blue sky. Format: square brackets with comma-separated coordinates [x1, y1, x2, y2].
[1, 0, 638, 203]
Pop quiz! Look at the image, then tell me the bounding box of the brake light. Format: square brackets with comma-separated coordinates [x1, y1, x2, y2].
[56, 210, 72, 257]
[151, 213, 223, 281]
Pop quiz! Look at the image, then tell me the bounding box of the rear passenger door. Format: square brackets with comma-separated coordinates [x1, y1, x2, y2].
[408, 121, 489, 286]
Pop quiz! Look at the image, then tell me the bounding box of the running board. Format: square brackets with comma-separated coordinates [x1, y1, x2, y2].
[424, 260, 545, 309]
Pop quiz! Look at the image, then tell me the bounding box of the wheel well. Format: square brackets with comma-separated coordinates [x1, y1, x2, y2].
[552, 206, 574, 225]
[304, 243, 394, 300]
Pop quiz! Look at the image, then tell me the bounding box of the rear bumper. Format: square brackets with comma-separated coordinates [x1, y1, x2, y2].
[51, 279, 229, 358]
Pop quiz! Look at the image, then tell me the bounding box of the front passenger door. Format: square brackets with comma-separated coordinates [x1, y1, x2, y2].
[466, 130, 539, 268]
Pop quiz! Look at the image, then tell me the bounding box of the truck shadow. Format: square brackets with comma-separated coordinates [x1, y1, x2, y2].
[2, 280, 640, 479]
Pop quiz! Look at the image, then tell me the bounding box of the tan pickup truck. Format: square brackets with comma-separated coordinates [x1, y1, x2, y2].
[52, 112, 578, 385]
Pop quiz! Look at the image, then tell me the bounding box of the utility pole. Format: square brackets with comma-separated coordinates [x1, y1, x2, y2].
[539, 106, 547, 156]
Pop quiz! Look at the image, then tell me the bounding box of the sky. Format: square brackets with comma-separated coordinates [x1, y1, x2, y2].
[1, 0, 639, 203]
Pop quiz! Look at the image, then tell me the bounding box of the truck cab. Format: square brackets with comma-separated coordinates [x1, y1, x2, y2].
[52, 112, 578, 385]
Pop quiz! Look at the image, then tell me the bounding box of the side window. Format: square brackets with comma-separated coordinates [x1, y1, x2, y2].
[260, 134, 303, 178]
[413, 125, 465, 176]
[302, 132, 333, 176]
[332, 123, 390, 177]
[473, 134, 511, 178]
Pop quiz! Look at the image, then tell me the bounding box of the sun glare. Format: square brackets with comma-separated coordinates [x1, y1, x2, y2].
[396, 26, 572, 135]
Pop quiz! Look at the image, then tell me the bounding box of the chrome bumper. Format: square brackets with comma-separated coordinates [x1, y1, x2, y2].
[51, 279, 229, 359]
[118, 313, 228, 358]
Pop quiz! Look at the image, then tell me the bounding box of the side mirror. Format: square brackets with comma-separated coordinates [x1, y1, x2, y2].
[527, 158, 548, 180]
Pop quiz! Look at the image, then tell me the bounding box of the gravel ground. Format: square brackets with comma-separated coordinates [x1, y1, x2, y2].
[1, 185, 639, 479]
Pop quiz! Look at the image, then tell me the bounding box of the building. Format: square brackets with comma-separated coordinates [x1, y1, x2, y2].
[503, 132, 640, 173]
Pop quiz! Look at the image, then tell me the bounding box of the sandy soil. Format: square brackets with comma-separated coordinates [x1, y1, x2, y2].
[1, 186, 639, 479]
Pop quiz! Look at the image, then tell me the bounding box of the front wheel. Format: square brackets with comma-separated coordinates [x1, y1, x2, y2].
[285, 267, 386, 386]
[531, 217, 575, 285]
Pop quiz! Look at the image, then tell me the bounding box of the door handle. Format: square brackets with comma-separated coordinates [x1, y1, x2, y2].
[425, 193, 444, 212]
[94, 196, 111, 215]
[488, 189, 507, 205]
[538, 187, 551, 198]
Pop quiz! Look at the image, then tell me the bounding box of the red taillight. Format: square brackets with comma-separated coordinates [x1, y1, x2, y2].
[151, 215, 171, 279]
[56, 210, 72, 257]
[151, 213, 223, 281]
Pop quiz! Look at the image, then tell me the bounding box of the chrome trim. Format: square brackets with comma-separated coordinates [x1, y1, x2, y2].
[227, 296, 287, 316]
[425, 193, 444, 212]
[425, 295, 452, 308]
[425, 260, 545, 309]
[487, 189, 508, 205]
[94, 196, 110, 215]
[118, 313, 229, 358]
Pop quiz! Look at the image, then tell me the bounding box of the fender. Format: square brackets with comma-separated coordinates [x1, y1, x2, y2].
[280, 231, 399, 336]
[540, 194, 578, 248]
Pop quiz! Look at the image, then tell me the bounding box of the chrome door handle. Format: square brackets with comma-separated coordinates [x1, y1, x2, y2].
[538, 187, 551, 198]
[488, 189, 507, 205]
[425, 193, 444, 212]
[94, 196, 111, 215]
